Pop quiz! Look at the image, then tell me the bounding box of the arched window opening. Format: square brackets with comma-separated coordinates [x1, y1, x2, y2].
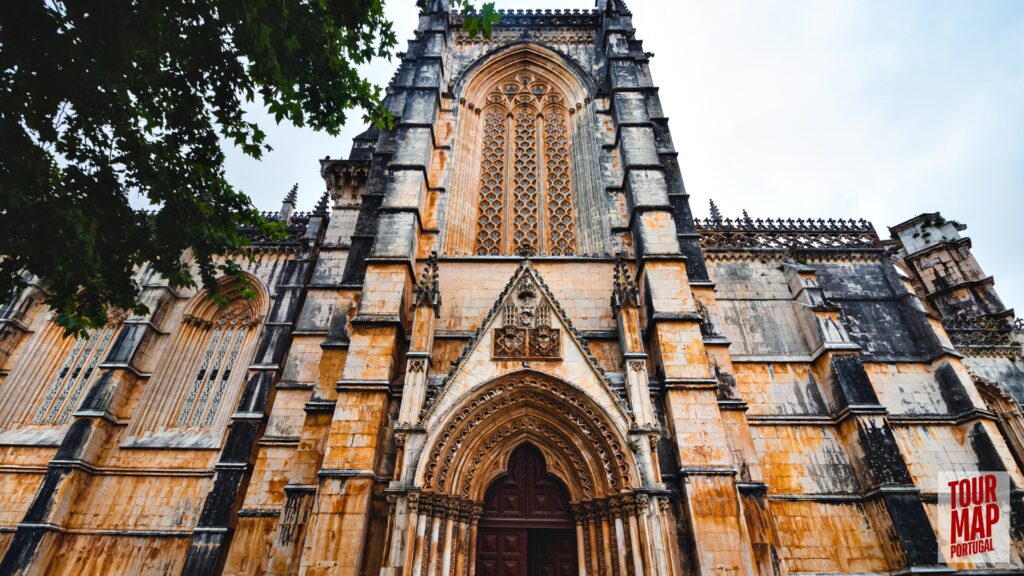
[123, 276, 266, 446]
[31, 319, 121, 426]
[475, 106, 507, 256]
[0, 306, 126, 431]
[472, 72, 578, 257]
[173, 300, 256, 430]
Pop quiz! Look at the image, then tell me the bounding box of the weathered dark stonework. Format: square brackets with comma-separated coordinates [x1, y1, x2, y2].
[0, 1, 1021, 574]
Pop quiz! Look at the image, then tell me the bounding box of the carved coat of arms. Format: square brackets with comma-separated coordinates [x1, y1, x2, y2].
[492, 275, 561, 360]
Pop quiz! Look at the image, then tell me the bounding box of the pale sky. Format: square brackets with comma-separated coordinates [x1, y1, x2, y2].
[223, 0, 1024, 311]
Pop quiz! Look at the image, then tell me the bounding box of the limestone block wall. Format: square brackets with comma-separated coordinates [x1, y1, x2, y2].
[703, 249, 1024, 571]
[0, 2, 1022, 574]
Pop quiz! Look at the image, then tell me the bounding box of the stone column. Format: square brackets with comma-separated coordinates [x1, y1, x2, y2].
[573, 505, 587, 576]
[583, 503, 599, 576]
[411, 497, 432, 576]
[466, 505, 482, 576]
[654, 497, 681, 576]
[425, 499, 443, 576]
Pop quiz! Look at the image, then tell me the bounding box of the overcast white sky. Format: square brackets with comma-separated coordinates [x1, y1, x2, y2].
[224, 0, 1024, 310]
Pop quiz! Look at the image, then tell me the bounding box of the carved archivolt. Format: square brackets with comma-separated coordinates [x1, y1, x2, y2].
[417, 373, 636, 501]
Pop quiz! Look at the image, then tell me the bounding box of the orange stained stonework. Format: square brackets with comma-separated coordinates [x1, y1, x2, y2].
[0, 2, 1022, 575]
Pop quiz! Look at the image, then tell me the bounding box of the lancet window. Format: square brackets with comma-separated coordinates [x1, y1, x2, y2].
[0, 307, 125, 431]
[173, 300, 255, 429]
[474, 72, 578, 256]
[30, 321, 120, 425]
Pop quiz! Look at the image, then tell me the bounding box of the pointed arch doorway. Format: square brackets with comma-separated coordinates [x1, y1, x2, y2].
[475, 444, 578, 576]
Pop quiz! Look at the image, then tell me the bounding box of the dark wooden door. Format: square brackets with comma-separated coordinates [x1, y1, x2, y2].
[476, 528, 527, 576]
[530, 530, 577, 576]
[475, 444, 578, 576]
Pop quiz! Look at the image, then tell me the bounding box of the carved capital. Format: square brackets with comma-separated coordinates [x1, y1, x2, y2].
[628, 359, 647, 373]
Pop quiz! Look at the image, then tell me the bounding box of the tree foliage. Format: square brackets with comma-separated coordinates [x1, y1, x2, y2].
[0, 0, 397, 334]
[0, 0, 495, 336]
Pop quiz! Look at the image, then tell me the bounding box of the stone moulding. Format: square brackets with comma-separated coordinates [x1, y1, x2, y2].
[416, 372, 637, 501]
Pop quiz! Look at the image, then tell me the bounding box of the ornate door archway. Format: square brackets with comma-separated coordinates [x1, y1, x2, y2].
[475, 444, 577, 576]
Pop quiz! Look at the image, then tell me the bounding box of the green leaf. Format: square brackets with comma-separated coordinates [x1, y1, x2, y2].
[0, 0, 398, 332]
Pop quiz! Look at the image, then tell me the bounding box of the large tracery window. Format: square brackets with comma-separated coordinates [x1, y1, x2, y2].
[123, 279, 264, 447]
[0, 307, 125, 432]
[173, 301, 254, 429]
[31, 321, 120, 425]
[474, 73, 578, 256]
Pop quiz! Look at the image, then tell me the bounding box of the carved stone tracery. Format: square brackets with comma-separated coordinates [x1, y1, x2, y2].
[472, 71, 578, 256]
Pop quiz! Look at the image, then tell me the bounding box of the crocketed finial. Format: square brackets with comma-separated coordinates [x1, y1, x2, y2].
[742, 209, 752, 223]
[611, 252, 640, 308]
[709, 199, 722, 222]
[313, 189, 330, 216]
[279, 183, 299, 221]
[413, 251, 442, 314]
[284, 183, 298, 205]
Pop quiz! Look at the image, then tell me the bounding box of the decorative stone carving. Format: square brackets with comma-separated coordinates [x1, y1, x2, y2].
[492, 276, 561, 360]
[472, 70, 579, 256]
[612, 252, 640, 308]
[413, 251, 442, 312]
[695, 216, 882, 253]
[461, 415, 595, 498]
[475, 109, 506, 255]
[627, 360, 646, 373]
[543, 106, 576, 256]
[422, 375, 634, 498]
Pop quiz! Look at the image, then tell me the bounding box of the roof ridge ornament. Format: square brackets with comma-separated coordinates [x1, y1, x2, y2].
[283, 183, 298, 206]
[313, 190, 330, 216]
[709, 199, 722, 222]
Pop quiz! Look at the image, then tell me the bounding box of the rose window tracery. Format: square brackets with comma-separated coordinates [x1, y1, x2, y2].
[472, 72, 578, 256]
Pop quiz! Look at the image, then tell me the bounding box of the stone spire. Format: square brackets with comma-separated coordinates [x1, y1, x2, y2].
[413, 251, 442, 314]
[279, 183, 298, 221]
[313, 189, 330, 216]
[709, 199, 723, 222]
[611, 252, 640, 308]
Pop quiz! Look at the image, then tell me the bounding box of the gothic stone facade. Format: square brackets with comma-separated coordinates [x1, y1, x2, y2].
[1, 2, 1023, 575]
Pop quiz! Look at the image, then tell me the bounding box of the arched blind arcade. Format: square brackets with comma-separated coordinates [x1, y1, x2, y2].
[473, 73, 578, 257]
